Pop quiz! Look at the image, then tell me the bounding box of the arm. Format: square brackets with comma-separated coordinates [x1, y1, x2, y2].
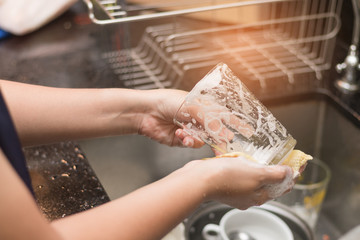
[0, 149, 62, 240]
[0, 147, 291, 240]
[0, 79, 293, 240]
[0, 80, 194, 147]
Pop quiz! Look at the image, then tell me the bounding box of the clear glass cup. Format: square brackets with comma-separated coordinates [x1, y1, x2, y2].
[174, 63, 296, 165]
[276, 159, 331, 229]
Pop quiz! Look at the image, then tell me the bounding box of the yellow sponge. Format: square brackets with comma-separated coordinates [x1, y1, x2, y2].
[206, 149, 312, 174]
[281, 149, 313, 173]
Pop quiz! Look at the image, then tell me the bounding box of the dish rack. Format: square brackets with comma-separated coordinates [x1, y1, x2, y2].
[84, 0, 343, 97]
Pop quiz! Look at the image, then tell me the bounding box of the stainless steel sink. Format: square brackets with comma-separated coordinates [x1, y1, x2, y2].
[79, 91, 360, 239]
[267, 92, 360, 239]
[78, 128, 214, 200]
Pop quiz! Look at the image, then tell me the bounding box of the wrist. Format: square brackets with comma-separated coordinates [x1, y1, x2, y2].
[136, 89, 187, 135]
[100, 88, 150, 135]
[178, 160, 217, 202]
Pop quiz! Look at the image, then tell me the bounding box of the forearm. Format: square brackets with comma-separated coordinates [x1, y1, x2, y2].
[52, 163, 207, 240]
[1, 143, 206, 240]
[0, 80, 149, 146]
[1, 139, 290, 239]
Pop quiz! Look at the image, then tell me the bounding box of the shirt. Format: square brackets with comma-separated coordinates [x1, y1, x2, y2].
[0, 89, 34, 195]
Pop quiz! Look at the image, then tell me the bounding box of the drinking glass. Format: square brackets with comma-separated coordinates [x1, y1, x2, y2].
[276, 159, 331, 228]
[174, 63, 296, 165]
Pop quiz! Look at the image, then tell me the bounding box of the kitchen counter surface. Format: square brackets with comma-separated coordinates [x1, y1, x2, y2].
[0, 3, 119, 89]
[24, 142, 110, 220]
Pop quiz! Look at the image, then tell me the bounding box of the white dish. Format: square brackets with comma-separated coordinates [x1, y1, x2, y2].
[202, 207, 294, 240]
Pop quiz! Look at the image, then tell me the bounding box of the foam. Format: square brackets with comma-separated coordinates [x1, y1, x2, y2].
[265, 168, 295, 199]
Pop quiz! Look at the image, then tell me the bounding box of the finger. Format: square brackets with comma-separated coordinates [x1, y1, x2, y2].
[175, 129, 204, 148]
[227, 114, 254, 138]
[298, 162, 308, 174]
[175, 128, 188, 141]
[176, 103, 237, 151]
[183, 136, 204, 148]
[206, 113, 235, 141]
[261, 165, 293, 185]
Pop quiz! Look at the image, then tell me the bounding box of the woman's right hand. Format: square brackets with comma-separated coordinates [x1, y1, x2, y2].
[185, 156, 294, 210]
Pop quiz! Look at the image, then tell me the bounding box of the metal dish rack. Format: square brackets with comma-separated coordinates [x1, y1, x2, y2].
[84, 0, 343, 96]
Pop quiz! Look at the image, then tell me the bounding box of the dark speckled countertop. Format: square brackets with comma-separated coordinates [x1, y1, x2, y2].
[24, 142, 110, 220]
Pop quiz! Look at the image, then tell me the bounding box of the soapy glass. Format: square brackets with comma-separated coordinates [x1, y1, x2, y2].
[174, 63, 296, 165]
[276, 159, 331, 229]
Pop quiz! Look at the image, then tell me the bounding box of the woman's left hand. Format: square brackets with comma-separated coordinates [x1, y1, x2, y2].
[138, 89, 205, 148]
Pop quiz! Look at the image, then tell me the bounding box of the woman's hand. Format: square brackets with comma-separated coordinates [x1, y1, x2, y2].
[186, 156, 294, 210]
[138, 89, 205, 148]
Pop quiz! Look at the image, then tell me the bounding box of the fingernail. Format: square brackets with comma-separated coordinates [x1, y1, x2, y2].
[175, 129, 182, 136]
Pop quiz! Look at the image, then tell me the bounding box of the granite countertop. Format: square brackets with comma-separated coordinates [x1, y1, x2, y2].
[24, 142, 110, 220]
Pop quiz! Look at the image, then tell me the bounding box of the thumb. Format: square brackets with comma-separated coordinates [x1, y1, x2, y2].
[262, 165, 293, 185]
[264, 166, 295, 199]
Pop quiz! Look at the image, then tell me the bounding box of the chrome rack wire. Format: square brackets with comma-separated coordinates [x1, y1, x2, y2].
[83, 0, 288, 24]
[86, 0, 343, 96]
